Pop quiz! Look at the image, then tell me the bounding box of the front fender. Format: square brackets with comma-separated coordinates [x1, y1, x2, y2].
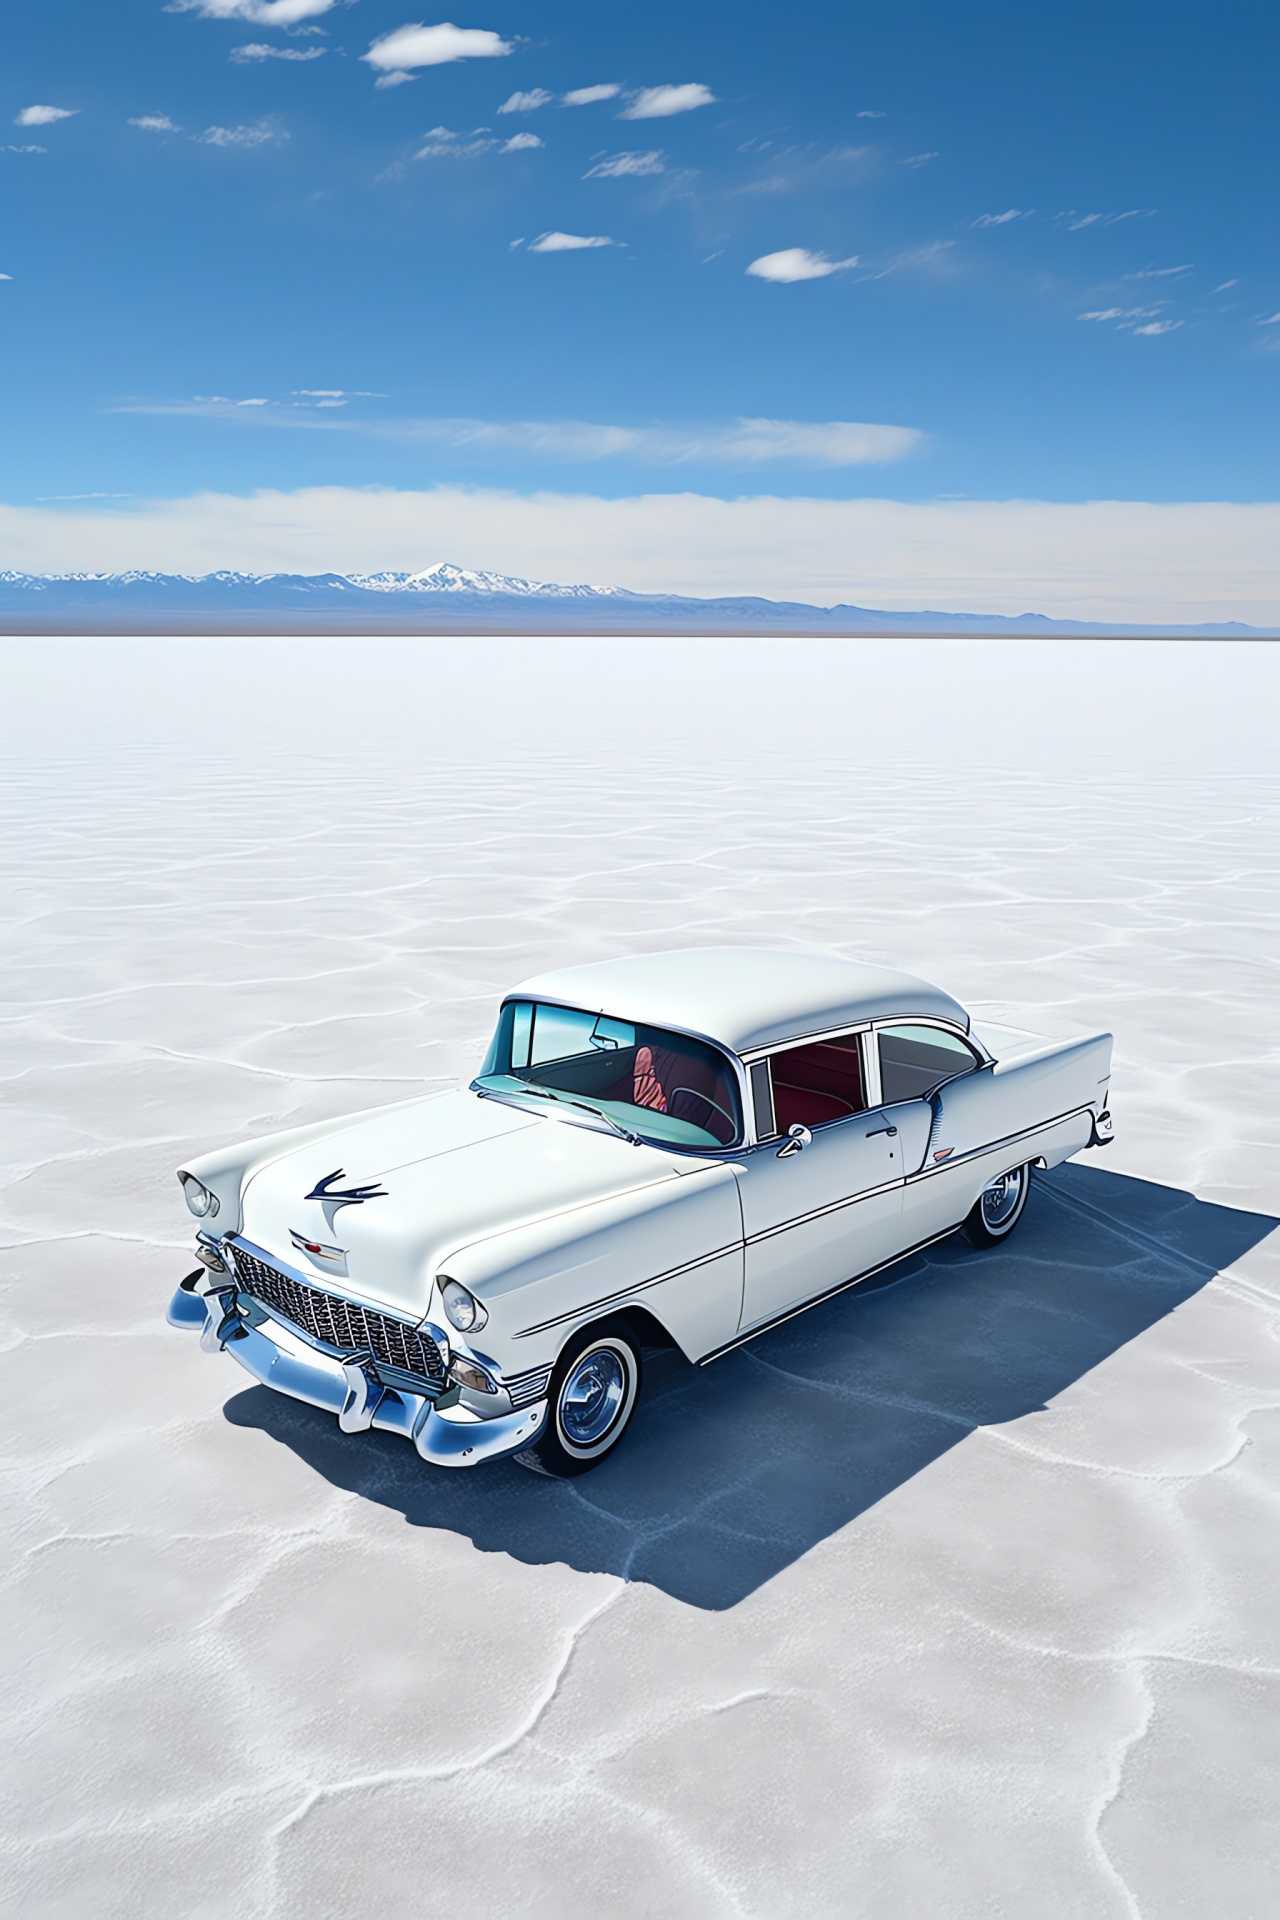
[441, 1162, 745, 1369]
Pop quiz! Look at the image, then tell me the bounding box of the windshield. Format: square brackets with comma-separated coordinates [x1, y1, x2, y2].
[475, 1000, 743, 1150]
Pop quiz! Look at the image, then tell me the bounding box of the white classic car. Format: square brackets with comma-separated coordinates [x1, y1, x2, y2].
[169, 949, 1113, 1477]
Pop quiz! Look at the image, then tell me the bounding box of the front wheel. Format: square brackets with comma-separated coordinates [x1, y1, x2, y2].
[513, 1321, 642, 1478]
[963, 1163, 1032, 1247]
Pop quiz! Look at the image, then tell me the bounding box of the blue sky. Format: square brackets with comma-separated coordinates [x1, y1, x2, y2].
[3, 2, 1279, 606]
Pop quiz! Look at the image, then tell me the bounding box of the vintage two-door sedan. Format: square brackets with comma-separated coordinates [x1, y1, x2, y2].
[169, 948, 1113, 1477]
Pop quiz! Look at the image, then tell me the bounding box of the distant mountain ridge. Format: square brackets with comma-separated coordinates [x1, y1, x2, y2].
[0, 564, 1271, 636]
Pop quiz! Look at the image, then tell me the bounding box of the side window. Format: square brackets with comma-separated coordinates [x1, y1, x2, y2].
[766, 1036, 867, 1134]
[878, 1024, 979, 1103]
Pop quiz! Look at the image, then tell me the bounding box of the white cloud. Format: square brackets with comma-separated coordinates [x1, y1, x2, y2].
[498, 89, 554, 113]
[6, 489, 1279, 623]
[414, 124, 538, 158]
[1257, 311, 1280, 326]
[0, 273, 11, 281]
[111, 399, 918, 466]
[1213, 280, 1238, 293]
[230, 41, 326, 60]
[1132, 320, 1182, 336]
[971, 209, 1028, 227]
[362, 23, 512, 75]
[374, 71, 415, 89]
[1123, 263, 1193, 279]
[164, 0, 338, 21]
[528, 231, 617, 252]
[620, 84, 715, 120]
[3, 144, 46, 154]
[16, 106, 77, 127]
[746, 248, 858, 283]
[563, 84, 621, 106]
[1078, 305, 1167, 328]
[1057, 208, 1155, 230]
[196, 120, 288, 147]
[856, 109, 886, 118]
[583, 150, 665, 179]
[129, 115, 183, 132]
[902, 151, 937, 167]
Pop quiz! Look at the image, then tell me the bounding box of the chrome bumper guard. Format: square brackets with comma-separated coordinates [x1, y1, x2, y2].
[169, 1282, 547, 1469]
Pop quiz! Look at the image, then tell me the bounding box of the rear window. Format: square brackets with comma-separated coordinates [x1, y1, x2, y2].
[878, 1024, 978, 1103]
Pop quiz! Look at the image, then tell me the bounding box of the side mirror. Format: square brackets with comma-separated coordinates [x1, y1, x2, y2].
[776, 1123, 812, 1158]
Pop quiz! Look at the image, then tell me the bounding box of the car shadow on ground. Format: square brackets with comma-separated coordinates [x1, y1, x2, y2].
[225, 1164, 1278, 1610]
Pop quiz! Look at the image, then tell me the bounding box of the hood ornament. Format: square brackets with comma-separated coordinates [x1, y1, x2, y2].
[305, 1168, 389, 1213]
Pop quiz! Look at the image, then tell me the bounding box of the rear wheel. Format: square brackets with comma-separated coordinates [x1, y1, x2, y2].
[513, 1321, 642, 1478]
[963, 1163, 1032, 1247]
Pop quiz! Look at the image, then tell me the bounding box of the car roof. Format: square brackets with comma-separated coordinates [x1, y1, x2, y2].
[509, 947, 970, 1056]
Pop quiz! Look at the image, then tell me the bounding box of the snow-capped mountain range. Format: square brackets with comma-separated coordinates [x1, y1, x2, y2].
[0, 563, 624, 599]
[0, 564, 1270, 635]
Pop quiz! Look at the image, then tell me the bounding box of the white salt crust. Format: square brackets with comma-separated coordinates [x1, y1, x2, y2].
[2, 637, 1279, 1917]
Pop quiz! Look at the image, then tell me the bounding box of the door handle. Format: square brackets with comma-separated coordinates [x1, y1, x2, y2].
[865, 1123, 898, 1138]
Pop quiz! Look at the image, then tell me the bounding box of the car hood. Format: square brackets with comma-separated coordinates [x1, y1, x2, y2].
[237, 1087, 690, 1320]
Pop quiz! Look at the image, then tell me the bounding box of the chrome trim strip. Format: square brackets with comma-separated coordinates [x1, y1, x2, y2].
[742, 1172, 905, 1247]
[698, 1225, 965, 1365]
[512, 1239, 742, 1340]
[903, 1104, 1094, 1185]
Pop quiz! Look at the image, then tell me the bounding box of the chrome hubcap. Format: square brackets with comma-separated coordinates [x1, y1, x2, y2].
[981, 1167, 1024, 1228]
[559, 1348, 627, 1447]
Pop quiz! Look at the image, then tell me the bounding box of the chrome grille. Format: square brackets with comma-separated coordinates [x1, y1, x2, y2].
[504, 1363, 552, 1408]
[231, 1245, 446, 1391]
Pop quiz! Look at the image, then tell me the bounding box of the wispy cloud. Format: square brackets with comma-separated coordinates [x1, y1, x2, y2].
[1078, 305, 1177, 334]
[583, 150, 665, 179]
[230, 41, 325, 60]
[165, 0, 339, 21]
[527, 232, 617, 252]
[3, 144, 46, 154]
[1055, 208, 1155, 230]
[362, 22, 512, 89]
[16, 106, 77, 127]
[1213, 279, 1238, 293]
[0, 273, 12, 281]
[620, 84, 715, 120]
[902, 151, 937, 167]
[856, 109, 886, 118]
[108, 398, 921, 466]
[563, 84, 621, 106]
[746, 248, 859, 283]
[414, 124, 542, 158]
[497, 88, 555, 113]
[734, 142, 873, 197]
[196, 120, 288, 148]
[129, 115, 182, 132]
[1257, 311, 1280, 326]
[1123, 263, 1193, 279]
[971, 208, 1030, 227]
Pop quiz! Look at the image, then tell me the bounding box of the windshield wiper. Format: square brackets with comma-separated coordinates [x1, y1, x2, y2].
[478, 1081, 640, 1144]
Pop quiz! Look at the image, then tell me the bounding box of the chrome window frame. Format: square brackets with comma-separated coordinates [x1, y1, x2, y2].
[739, 1015, 990, 1147]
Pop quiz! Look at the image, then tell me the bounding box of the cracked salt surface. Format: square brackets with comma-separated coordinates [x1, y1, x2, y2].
[2, 636, 1280, 1916]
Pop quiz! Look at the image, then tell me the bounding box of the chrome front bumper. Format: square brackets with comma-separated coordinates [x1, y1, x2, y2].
[169, 1282, 547, 1468]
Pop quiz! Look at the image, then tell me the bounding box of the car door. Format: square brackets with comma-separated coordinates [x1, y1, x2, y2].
[875, 1022, 987, 1240]
[735, 1034, 905, 1331]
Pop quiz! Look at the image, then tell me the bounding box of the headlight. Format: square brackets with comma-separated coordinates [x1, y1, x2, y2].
[439, 1277, 487, 1333]
[179, 1173, 219, 1219]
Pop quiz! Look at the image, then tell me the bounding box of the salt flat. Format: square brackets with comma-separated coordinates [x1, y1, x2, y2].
[3, 636, 1279, 1916]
